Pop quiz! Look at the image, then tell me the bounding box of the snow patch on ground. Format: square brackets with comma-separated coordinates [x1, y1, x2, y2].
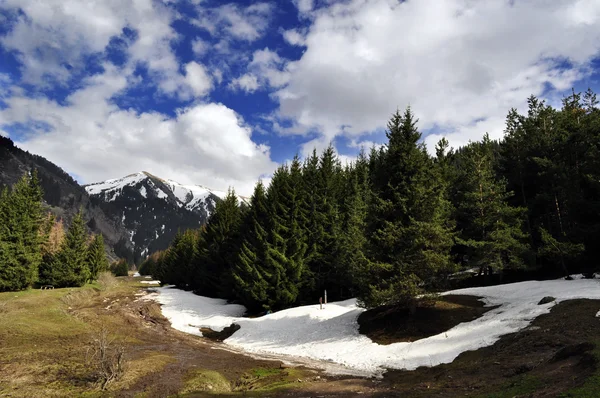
[140, 280, 161, 285]
[149, 287, 245, 336]
[133, 272, 141, 277]
[150, 279, 600, 376]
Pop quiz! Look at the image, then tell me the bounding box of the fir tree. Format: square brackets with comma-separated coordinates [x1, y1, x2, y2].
[337, 150, 370, 298]
[231, 181, 271, 311]
[195, 189, 241, 297]
[86, 234, 108, 281]
[361, 108, 454, 310]
[264, 161, 308, 309]
[0, 171, 44, 291]
[455, 136, 530, 275]
[41, 210, 91, 287]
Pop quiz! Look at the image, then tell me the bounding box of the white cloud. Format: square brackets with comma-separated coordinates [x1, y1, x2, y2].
[192, 3, 273, 42]
[0, 0, 210, 99]
[191, 37, 209, 57]
[293, 0, 314, 15]
[272, 0, 600, 152]
[0, 66, 277, 196]
[230, 74, 260, 93]
[231, 48, 291, 93]
[282, 29, 306, 46]
[184, 62, 213, 97]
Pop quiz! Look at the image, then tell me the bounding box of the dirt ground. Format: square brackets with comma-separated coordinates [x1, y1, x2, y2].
[2, 278, 600, 397]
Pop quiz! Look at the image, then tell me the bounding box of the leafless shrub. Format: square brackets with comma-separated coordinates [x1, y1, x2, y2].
[86, 327, 126, 390]
[97, 271, 119, 290]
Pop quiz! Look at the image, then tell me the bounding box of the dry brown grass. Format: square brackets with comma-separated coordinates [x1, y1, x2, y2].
[97, 271, 119, 290]
[60, 288, 98, 309]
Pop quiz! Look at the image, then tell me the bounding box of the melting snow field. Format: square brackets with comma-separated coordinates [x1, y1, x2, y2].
[147, 279, 600, 376]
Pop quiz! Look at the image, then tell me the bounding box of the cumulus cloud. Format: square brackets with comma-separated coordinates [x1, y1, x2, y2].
[282, 29, 307, 47]
[192, 2, 273, 42]
[230, 74, 260, 93]
[272, 0, 600, 152]
[0, 65, 276, 196]
[0, 0, 211, 99]
[231, 48, 291, 93]
[184, 62, 213, 97]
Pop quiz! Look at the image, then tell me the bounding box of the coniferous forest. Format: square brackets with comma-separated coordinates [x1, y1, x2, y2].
[140, 90, 600, 312]
[0, 171, 111, 291]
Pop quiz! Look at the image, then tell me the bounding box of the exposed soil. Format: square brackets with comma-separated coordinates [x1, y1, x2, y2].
[358, 295, 496, 344]
[116, 292, 600, 397]
[5, 279, 600, 397]
[379, 299, 600, 397]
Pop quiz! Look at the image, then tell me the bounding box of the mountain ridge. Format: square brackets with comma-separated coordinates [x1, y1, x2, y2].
[0, 136, 133, 262]
[84, 171, 247, 263]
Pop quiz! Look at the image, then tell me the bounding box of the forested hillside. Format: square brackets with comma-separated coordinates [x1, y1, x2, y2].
[0, 136, 133, 261]
[145, 89, 600, 312]
[0, 172, 109, 291]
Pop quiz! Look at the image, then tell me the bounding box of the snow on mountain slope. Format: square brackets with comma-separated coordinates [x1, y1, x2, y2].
[85, 171, 246, 211]
[84, 172, 247, 263]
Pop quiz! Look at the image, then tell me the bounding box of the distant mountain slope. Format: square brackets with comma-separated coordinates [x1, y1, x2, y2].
[85, 171, 247, 264]
[0, 136, 133, 262]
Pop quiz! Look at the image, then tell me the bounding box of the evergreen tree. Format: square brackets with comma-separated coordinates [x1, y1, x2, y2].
[455, 136, 531, 275]
[0, 171, 44, 291]
[86, 234, 108, 281]
[361, 108, 454, 309]
[231, 181, 271, 311]
[110, 258, 129, 277]
[165, 229, 198, 289]
[40, 210, 90, 287]
[195, 189, 241, 297]
[264, 161, 308, 309]
[337, 150, 370, 298]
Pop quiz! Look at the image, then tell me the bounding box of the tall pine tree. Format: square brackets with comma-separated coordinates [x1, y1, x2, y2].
[361, 108, 454, 310]
[86, 234, 109, 282]
[455, 135, 530, 275]
[0, 171, 44, 291]
[232, 181, 271, 311]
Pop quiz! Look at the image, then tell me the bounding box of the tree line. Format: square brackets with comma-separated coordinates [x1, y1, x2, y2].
[0, 171, 112, 291]
[143, 89, 599, 312]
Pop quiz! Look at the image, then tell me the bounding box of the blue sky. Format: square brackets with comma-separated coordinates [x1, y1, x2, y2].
[1, 0, 600, 195]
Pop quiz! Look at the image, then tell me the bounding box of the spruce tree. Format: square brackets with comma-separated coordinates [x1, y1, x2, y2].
[361, 108, 454, 309]
[195, 189, 241, 298]
[42, 210, 91, 287]
[86, 234, 108, 281]
[264, 161, 308, 309]
[0, 171, 44, 291]
[232, 181, 271, 311]
[455, 136, 530, 275]
[337, 151, 370, 299]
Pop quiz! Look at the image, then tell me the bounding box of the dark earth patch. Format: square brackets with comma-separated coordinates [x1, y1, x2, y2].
[358, 295, 495, 344]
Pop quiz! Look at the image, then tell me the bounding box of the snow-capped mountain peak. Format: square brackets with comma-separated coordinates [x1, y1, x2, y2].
[84, 172, 246, 263]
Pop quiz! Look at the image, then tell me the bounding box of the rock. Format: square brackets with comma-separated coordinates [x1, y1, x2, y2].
[538, 296, 555, 305]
